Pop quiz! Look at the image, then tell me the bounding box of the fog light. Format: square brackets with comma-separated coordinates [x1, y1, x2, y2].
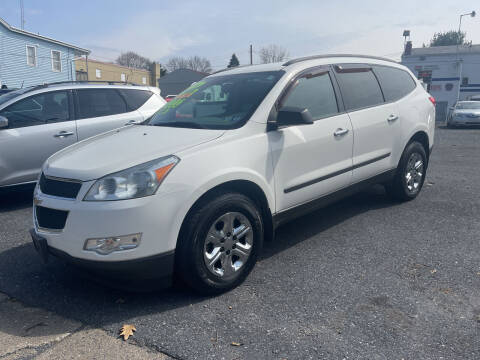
[84, 233, 142, 255]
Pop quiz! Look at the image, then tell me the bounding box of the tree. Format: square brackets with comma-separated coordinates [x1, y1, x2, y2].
[259, 44, 289, 64]
[116, 51, 152, 70]
[429, 31, 469, 47]
[227, 53, 240, 68]
[166, 56, 212, 73]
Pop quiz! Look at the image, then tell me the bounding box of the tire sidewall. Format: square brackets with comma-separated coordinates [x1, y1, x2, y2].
[398, 142, 427, 199]
[179, 193, 263, 293]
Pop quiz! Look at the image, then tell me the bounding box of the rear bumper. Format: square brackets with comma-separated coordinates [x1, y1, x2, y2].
[30, 228, 175, 286]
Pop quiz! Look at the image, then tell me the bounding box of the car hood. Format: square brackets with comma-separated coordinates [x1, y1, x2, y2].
[45, 125, 225, 181]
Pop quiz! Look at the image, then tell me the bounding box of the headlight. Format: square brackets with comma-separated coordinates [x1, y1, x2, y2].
[84, 155, 179, 201]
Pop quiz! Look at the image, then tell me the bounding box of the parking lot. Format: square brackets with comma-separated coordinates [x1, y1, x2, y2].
[0, 126, 479, 359]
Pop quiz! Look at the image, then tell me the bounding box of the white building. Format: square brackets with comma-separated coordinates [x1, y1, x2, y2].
[401, 43, 480, 121]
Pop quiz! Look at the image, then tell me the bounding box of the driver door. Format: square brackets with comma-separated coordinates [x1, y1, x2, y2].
[268, 67, 354, 212]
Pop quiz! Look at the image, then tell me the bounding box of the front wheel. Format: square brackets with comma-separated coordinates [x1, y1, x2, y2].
[175, 192, 264, 294]
[385, 141, 427, 202]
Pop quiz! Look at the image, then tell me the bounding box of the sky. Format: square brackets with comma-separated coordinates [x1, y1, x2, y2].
[1, 0, 479, 71]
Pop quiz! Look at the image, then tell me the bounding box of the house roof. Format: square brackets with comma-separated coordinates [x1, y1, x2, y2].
[403, 44, 480, 57]
[0, 17, 90, 55]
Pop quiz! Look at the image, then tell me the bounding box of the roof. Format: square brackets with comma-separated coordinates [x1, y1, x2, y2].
[403, 44, 480, 57]
[0, 17, 90, 55]
[211, 54, 402, 77]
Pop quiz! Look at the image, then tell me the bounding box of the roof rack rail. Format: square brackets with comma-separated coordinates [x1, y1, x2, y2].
[43, 80, 140, 86]
[282, 54, 398, 66]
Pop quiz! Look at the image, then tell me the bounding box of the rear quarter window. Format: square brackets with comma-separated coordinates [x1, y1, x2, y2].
[373, 66, 417, 102]
[334, 66, 384, 111]
[118, 89, 153, 111]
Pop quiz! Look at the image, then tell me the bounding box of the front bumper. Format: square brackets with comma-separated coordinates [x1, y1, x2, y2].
[30, 228, 175, 283]
[449, 117, 480, 126]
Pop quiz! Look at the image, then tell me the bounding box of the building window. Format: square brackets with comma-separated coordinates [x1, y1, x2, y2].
[121, 73, 126, 82]
[462, 77, 469, 86]
[142, 76, 147, 85]
[51, 50, 61, 72]
[26, 45, 37, 66]
[96, 69, 101, 78]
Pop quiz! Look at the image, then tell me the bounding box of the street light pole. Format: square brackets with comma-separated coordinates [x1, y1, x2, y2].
[456, 11, 476, 104]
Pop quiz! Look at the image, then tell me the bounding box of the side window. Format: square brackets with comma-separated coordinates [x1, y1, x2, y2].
[373, 66, 417, 102]
[281, 72, 338, 119]
[334, 66, 384, 111]
[0, 91, 70, 129]
[118, 89, 153, 110]
[76, 89, 128, 119]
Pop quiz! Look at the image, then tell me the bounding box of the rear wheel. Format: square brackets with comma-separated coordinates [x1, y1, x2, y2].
[176, 192, 263, 294]
[385, 141, 427, 201]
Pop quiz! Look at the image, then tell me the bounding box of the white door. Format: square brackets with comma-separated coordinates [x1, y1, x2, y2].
[0, 90, 77, 185]
[333, 64, 397, 183]
[74, 88, 144, 141]
[269, 69, 354, 211]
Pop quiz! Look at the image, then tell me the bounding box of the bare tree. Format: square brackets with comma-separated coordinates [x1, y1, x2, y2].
[166, 56, 212, 73]
[259, 45, 289, 64]
[116, 51, 152, 70]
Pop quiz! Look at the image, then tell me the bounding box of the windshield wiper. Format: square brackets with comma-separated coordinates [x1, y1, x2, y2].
[152, 121, 205, 129]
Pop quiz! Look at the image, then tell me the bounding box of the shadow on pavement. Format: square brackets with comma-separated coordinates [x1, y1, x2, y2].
[0, 184, 35, 213]
[0, 185, 397, 339]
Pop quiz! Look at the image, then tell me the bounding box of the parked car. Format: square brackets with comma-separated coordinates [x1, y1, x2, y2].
[164, 95, 177, 102]
[30, 55, 435, 294]
[0, 83, 166, 187]
[447, 101, 480, 127]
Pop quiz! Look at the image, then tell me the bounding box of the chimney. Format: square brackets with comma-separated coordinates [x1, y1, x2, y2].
[404, 41, 412, 56]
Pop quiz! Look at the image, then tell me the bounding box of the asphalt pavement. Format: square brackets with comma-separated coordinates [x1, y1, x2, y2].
[0, 126, 479, 359]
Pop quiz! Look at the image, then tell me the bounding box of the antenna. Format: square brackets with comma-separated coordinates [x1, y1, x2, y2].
[20, 0, 25, 29]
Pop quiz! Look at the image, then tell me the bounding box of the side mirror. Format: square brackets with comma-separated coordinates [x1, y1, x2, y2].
[0, 115, 8, 129]
[274, 106, 314, 128]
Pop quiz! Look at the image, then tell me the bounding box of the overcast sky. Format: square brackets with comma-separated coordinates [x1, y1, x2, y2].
[1, 0, 479, 70]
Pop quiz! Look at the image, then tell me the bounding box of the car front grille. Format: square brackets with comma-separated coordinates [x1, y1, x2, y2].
[39, 173, 81, 199]
[35, 206, 69, 231]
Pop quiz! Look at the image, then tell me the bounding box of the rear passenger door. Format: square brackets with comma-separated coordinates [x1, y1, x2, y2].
[74, 88, 145, 141]
[333, 64, 398, 183]
[270, 67, 354, 211]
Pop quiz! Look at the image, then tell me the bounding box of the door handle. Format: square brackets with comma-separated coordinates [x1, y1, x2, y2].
[54, 131, 74, 138]
[387, 114, 399, 122]
[333, 128, 349, 137]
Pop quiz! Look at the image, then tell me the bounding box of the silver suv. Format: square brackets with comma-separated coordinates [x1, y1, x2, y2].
[0, 82, 165, 187]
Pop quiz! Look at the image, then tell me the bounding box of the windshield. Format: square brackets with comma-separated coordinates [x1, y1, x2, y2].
[148, 71, 284, 129]
[0, 87, 34, 107]
[455, 102, 480, 110]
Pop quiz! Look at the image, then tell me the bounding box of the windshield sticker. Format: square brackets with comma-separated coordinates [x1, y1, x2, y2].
[161, 81, 206, 113]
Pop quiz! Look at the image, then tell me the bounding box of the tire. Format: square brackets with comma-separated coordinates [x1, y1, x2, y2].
[385, 141, 427, 202]
[175, 191, 264, 294]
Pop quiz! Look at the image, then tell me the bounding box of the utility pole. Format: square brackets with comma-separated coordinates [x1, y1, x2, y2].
[250, 44, 253, 65]
[20, 0, 25, 29]
[456, 11, 476, 103]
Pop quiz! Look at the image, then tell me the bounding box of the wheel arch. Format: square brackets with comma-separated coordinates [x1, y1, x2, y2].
[408, 130, 430, 162]
[178, 179, 275, 245]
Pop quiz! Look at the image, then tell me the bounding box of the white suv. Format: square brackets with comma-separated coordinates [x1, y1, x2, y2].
[0, 83, 165, 187]
[30, 55, 435, 294]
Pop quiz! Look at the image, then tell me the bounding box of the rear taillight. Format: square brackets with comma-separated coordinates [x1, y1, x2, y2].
[429, 96, 436, 105]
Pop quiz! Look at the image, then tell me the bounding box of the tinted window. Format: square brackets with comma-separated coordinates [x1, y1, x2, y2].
[335, 67, 384, 110]
[281, 72, 338, 119]
[76, 89, 127, 119]
[148, 71, 283, 130]
[118, 89, 153, 110]
[0, 91, 69, 129]
[373, 66, 416, 102]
